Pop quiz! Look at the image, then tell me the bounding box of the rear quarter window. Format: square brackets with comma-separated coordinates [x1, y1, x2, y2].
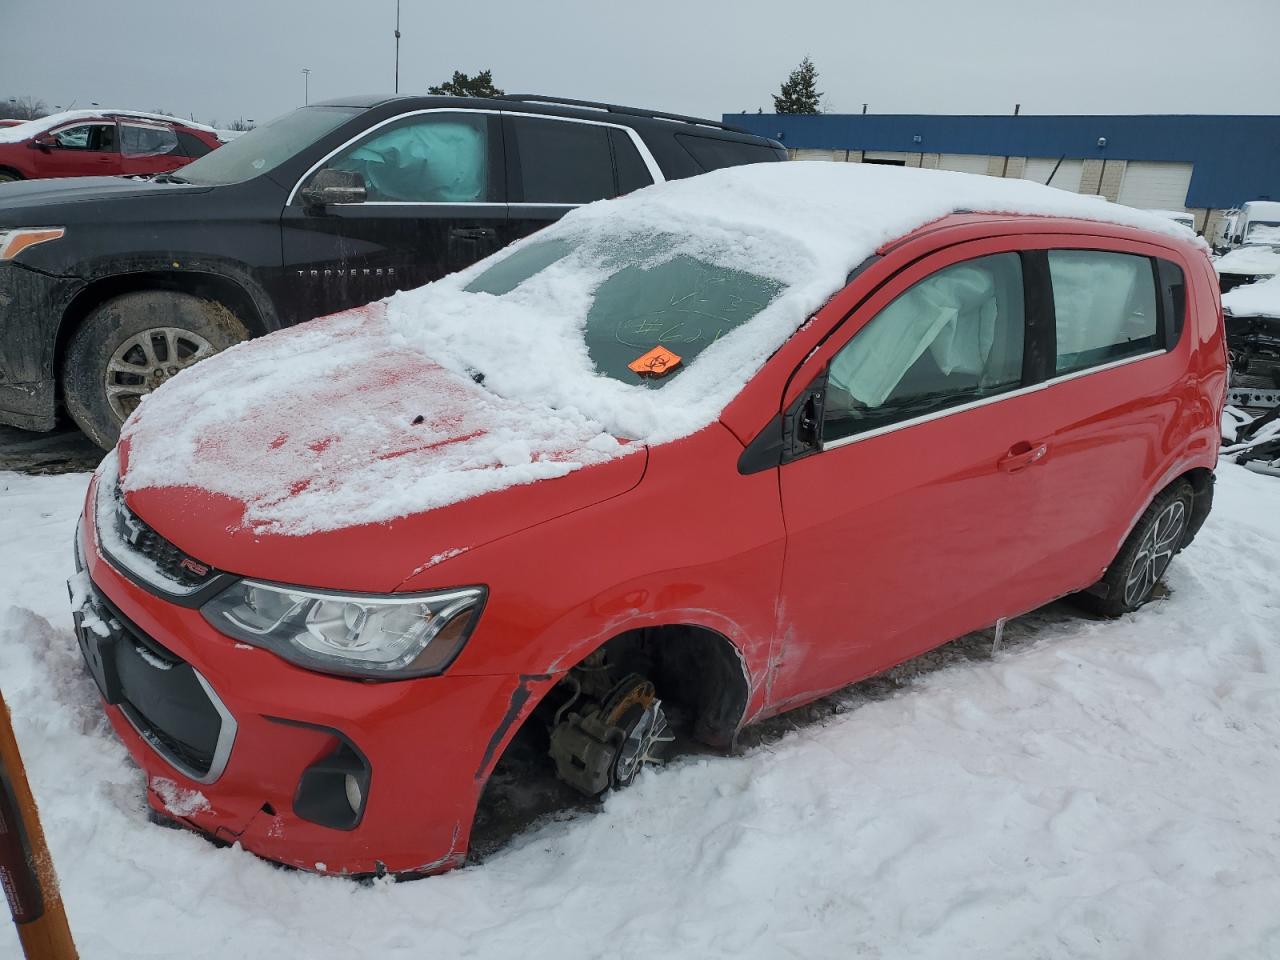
[176, 131, 213, 158]
[676, 134, 784, 171]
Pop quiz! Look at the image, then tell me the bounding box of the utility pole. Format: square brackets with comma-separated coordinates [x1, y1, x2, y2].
[302, 67, 311, 105]
[394, 0, 402, 94]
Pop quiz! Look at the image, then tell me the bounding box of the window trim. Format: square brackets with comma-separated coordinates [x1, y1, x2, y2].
[285, 107, 665, 207]
[820, 348, 1165, 452]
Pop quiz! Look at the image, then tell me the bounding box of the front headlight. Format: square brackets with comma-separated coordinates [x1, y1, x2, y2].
[0, 227, 65, 261]
[201, 580, 486, 679]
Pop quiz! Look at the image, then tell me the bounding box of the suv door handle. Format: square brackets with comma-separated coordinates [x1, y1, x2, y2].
[998, 440, 1049, 473]
[449, 227, 497, 240]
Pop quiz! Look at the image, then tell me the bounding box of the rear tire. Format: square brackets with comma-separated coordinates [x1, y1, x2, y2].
[62, 291, 250, 449]
[1076, 480, 1194, 618]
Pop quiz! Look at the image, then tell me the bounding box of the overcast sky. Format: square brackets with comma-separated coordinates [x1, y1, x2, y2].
[5, 0, 1279, 127]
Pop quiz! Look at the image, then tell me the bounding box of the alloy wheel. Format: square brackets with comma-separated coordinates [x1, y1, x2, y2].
[1122, 499, 1187, 608]
[106, 326, 216, 421]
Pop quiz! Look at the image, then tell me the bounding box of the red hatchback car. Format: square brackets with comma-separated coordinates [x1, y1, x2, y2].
[0, 110, 223, 182]
[71, 163, 1226, 877]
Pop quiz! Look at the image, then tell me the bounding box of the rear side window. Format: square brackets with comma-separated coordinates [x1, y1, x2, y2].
[511, 116, 614, 204]
[676, 134, 781, 171]
[176, 131, 213, 158]
[610, 129, 653, 194]
[824, 253, 1026, 442]
[1049, 250, 1159, 375]
[121, 123, 179, 157]
[1157, 259, 1187, 348]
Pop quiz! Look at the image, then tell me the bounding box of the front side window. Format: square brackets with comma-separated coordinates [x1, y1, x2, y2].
[120, 122, 178, 157]
[823, 253, 1026, 443]
[511, 116, 615, 204]
[1050, 250, 1158, 375]
[1244, 221, 1280, 245]
[53, 123, 114, 151]
[324, 112, 491, 203]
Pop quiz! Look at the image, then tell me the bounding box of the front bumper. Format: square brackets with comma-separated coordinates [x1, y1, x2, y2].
[0, 261, 84, 431]
[72, 479, 532, 877]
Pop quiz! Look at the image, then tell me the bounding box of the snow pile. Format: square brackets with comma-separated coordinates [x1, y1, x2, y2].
[3, 463, 1280, 959]
[1215, 244, 1280, 278]
[1222, 274, 1280, 317]
[0, 109, 219, 144]
[123, 163, 1204, 534]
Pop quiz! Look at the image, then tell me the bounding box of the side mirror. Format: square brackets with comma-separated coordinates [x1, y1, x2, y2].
[300, 169, 367, 207]
[32, 133, 56, 152]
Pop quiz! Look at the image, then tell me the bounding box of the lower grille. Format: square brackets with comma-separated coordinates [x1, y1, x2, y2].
[73, 579, 237, 784]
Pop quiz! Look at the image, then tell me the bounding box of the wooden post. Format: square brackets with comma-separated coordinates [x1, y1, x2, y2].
[0, 690, 77, 960]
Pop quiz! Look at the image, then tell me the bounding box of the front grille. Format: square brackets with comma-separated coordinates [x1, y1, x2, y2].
[94, 453, 229, 603]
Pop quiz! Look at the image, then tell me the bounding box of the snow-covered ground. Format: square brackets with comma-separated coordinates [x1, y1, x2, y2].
[1, 460, 1278, 959]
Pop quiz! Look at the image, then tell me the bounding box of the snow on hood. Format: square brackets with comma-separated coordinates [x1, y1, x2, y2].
[122, 162, 1201, 536]
[0, 109, 218, 144]
[1215, 245, 1280, 277]
[1222, 275, 1280, 318]
[121, 305, 627, 536]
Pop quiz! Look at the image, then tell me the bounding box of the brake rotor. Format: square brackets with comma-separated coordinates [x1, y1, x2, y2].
[601, 675, 672, 787]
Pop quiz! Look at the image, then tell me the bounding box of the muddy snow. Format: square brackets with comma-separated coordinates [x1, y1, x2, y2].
[1, 461, 1278, 959]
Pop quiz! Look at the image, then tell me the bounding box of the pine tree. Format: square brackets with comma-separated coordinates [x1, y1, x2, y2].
[772, 57, 822, 114]
[428, 69, 504, 98]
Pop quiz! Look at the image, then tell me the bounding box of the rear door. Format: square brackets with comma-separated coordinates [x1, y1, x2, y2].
[502, 114, 659, 247]
[769, 238, 1058, 709]
[118, 120, 184, 176]
[36, 122, 122, 178]
[279, 109, 506, 324]
[1013, 240, 1190, 592]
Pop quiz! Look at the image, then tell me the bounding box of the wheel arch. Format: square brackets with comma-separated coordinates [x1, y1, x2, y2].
[54, 268, 277, 401]
[475, 621, 754, 785]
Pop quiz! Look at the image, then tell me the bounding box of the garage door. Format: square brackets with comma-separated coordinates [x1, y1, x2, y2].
[937, 154, 991, 175]
[1116, 161, 1194, 211]
[1023, 157, 1083, 193]
[793, 149, 837, 162]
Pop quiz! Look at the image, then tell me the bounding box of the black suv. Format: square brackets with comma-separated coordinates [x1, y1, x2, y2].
[0, 94, 785, 447]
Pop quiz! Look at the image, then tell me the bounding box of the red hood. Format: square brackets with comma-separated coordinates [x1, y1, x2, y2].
[117, 304, 644, 591]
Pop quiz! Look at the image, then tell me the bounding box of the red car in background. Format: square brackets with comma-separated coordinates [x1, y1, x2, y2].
[0, 110, 224, 182]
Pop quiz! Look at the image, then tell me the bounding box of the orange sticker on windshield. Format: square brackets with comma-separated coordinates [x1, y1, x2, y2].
[628, 345, 682, 377]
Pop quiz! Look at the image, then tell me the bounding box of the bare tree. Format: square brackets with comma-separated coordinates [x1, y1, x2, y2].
[0, 96, 49, 121]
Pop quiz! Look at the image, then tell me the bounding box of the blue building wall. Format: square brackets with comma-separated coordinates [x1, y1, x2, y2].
[724, 113, 1280, 210]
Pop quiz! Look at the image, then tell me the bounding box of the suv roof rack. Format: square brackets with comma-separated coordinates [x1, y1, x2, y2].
[497, 95, 751, 135]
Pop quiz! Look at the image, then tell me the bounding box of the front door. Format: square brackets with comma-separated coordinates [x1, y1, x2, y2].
[278, 110, 507, 327]
[38, 121, 122, 178]
[770, 242, 1056, 710]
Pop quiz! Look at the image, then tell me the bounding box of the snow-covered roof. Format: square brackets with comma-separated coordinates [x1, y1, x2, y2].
[0, 109, 220, 144]
[121, 162, 1206, 534]
[1215, 245, 1280, 277]
[1222, 275, 1280, 318]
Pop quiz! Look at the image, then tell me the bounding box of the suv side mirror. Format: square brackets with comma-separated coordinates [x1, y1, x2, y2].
[300, 169, 367, 208]
[32, 133, 56, 151]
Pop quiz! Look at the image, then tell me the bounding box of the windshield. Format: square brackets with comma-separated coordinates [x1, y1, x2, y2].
[177, 106, 362, 185]
[465, 236, 783, 387]
[1244, 221, 1280, 245]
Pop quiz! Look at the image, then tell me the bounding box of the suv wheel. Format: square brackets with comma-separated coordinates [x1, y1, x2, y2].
[0, 168, 22, 183]
[1077, 480, 1193, 618]
[63, 290, 250, 449]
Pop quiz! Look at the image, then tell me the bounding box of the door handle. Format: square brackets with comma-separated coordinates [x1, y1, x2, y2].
[449, 227, 497, 240]
[998, 440, 1049, 473]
